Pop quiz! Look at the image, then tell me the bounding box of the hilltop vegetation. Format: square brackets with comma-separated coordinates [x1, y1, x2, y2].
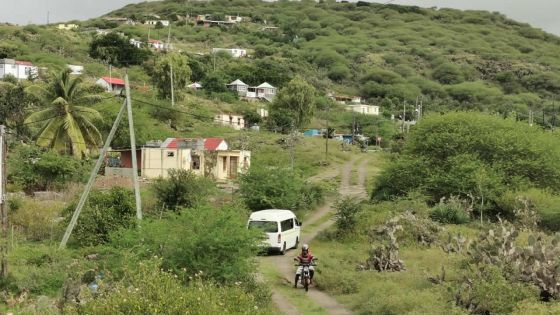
[102, 0, 560, 120]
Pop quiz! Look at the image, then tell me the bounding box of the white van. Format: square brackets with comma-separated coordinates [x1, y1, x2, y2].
[248, 209, 301, 255]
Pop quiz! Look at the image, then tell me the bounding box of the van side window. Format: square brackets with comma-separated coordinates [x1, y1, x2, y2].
[280, 219, 294, 232]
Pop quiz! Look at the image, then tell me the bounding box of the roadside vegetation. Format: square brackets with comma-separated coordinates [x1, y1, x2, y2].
[3, 0, 560, 313]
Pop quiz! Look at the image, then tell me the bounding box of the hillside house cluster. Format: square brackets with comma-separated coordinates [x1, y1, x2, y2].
[227, 79, 277, 102]
[212, 48, 247, 58]
[195, 14, 243, 27]
[106, 138, 250, 181]
[104, 17, 137, 25]
[0, 59, 38, 80]
[145, 20, 170, 27]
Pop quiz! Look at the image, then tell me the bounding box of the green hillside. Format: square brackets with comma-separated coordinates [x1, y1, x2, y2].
[108, 0, 560, 119]
[3, 0, 560, 126]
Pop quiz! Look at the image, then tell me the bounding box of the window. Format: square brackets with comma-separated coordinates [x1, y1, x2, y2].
[280, 219, 294, 232]
[191, 155, 200, 170]
[237, 117, 241, 125]
[167, 151, 175, 157]
[249, 221, 278, 233]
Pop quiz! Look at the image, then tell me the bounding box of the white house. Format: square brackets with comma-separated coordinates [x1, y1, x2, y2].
[130, 39, 143, 48]
[96, 77, 125, 94]
[188, 82, 202, 90]
[225, 15, 243, 23]
[0, 59, 38, 80]
[347, 104, 380, 116]
[57, 24, 79, 30]
[214, 113, 246, 130]
[247, 82, 276, 101]
[148, 40, 165, 50]
[67, 65, 84, 75]
[145, 20, 170, 27]
[227, 79, 249, 95]
[212, 48, 247, 58]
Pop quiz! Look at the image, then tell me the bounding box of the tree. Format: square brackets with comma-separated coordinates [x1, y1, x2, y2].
[25, 69, 103, 158]
[152, 53, 192, 100]
[0, 81, 31, 138]
[270, 76, 316, 130]
[152, 169, 214, 211]
[89, 33, 151, 67]
[432, 63, 464, 85]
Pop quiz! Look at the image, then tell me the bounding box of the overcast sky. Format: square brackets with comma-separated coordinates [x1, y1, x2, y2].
[0, 0, 558, 35]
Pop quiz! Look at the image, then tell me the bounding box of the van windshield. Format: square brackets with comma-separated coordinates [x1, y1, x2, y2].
[248, 221, 278, 233]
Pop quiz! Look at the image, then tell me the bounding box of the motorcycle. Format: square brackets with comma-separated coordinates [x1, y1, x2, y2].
[294, 257, 318, 292]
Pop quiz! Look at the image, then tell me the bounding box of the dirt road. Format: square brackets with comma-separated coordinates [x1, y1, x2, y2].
[263, 156, 370, 315]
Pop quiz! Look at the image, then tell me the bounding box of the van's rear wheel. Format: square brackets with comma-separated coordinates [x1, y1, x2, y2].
[293, 237, 299, 249]
[280, 243, 286, 255]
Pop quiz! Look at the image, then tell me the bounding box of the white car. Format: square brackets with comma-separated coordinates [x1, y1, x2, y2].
[248, 209, 301, 255]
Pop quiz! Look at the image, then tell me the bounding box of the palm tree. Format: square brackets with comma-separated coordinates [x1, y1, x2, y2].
[25, 69, 104, 158]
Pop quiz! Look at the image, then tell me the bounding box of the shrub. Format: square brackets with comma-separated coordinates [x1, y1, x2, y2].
[111, 205, 259, 283]
[432, 62, 464, 84]
[456, 266, 538, 315]
[239, 166, 305, 211]
[334, 197, 362, 236]
[8, 145, 88, 193]
[68, 258, 271, 315]
[11, 199, 63, 241]
[373, 112, 560, 214]
[429, 196, 471, 224]
[61, 187, 136, 246]
[152, 169, 214, 211]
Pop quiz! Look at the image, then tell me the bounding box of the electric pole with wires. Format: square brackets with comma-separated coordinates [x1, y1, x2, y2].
[0, 125, 7, 277]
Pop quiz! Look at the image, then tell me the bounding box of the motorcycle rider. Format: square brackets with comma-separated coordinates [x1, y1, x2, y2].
[294, 244, 315, 288]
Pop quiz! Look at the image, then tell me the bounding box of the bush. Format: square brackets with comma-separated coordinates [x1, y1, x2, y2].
[457, 266, 538, 315]
[432, 62, 464, 84]
[373, 112, 560, 215]
[111, 205, 259, 283]
[61, 187, 136, 246]
[429, 196, 471, 224]
[68, 258, 272, 315]
[11, 199, 63, 241]
[334, 197, 362, 236]
[240, 166, 304, 211]
[152, 169, 214, 211]
[8, 145, 88, 193]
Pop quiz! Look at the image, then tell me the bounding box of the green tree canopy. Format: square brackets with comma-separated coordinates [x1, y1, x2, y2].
[152, 53, 192, 100]
[270, 76, 316, 130]
[89, 33, 151, 67]
[25, 69, 103, 158]
[373, 112, 560, 214]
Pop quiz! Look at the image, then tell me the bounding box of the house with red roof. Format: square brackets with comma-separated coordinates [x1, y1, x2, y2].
[0, 59, 38, 80]
[106, 137, 250, 181]
[96, 76, 125, 94]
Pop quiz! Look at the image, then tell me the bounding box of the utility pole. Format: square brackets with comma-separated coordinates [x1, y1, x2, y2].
[325, 104, 330, 162]
[167, 27, 175, 107]
[352, 110, 356, 144]
[60, 101, 127, 248]
[125, 75, 142, 221]
[529, 110, 534, 126]
[109, 64, 113, 92]
[0, 126, 7, 277]
[47, 11, 50, 25]
[402, 101, 406, 133]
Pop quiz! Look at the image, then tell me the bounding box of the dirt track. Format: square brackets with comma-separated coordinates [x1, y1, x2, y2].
[263, 156, 370, 315]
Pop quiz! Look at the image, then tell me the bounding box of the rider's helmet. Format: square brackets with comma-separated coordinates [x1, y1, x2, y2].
[302, 244, 309, 254]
